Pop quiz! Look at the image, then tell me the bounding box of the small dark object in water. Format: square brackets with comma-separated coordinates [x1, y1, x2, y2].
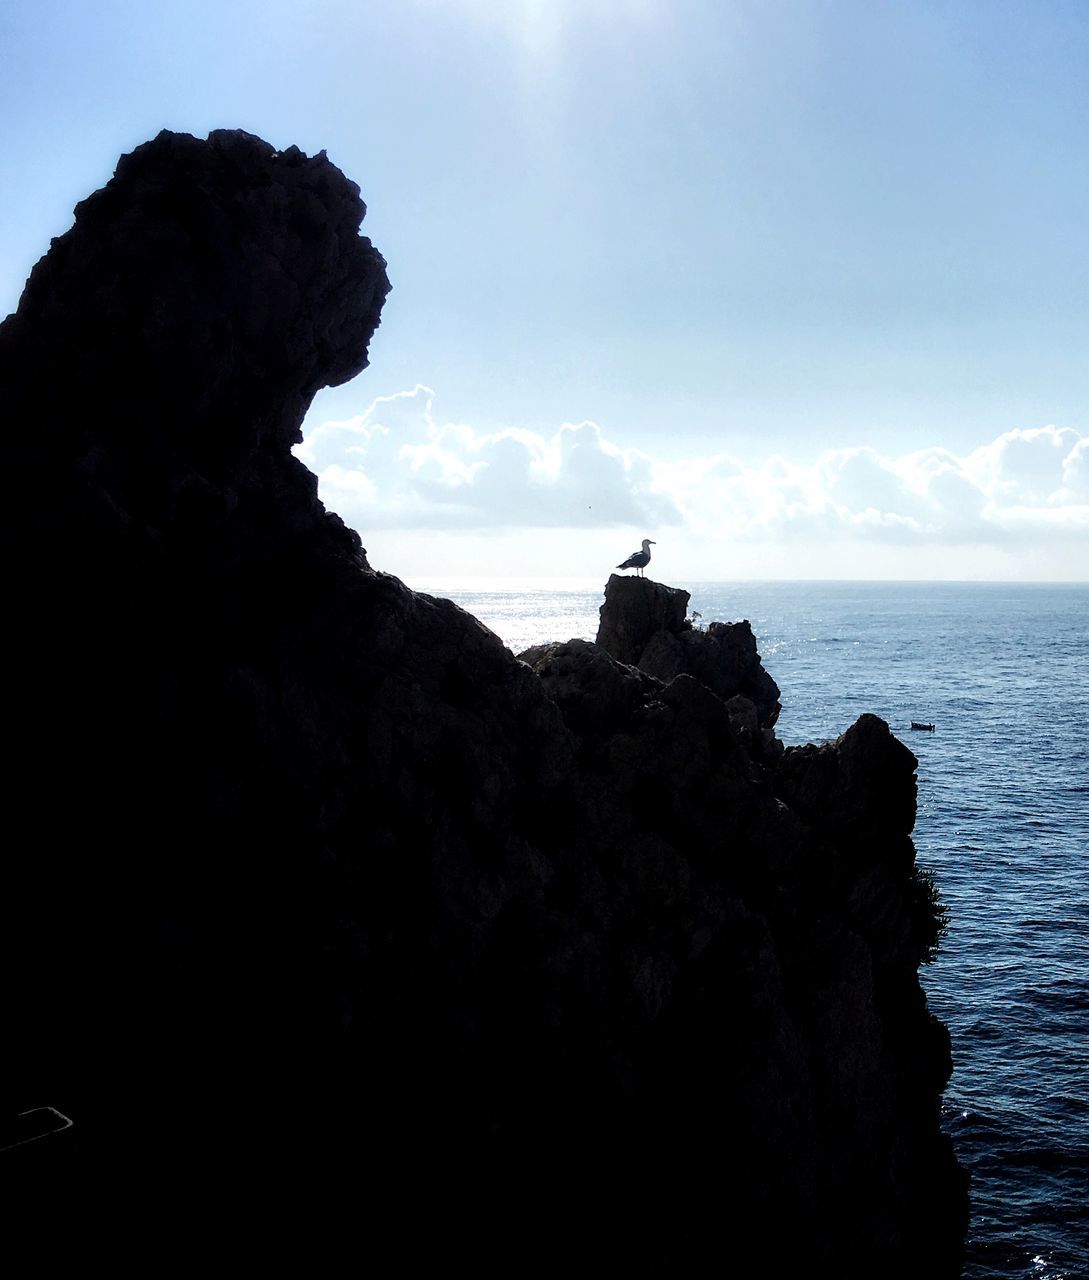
[911, 721, 936, 732]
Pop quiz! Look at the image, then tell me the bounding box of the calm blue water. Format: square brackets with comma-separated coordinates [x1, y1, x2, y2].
[410, 578, 1089, 1280]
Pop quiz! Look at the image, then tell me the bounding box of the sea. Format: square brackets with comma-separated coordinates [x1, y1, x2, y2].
[408, 577, 1089, 1280]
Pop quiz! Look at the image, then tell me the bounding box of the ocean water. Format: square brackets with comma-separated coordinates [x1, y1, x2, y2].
[409, 577, 1089, 1280]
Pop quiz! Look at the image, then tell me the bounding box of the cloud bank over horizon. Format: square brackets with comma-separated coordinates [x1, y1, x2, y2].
[297, 386, 1088, 580]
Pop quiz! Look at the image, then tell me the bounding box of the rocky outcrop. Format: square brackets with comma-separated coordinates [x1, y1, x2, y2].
[1, 130, 966, 1271]
[595, 573, 783, 754]
[595, 573, 690, 663]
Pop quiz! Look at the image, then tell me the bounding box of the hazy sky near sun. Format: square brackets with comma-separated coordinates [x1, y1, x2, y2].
[2, 0, 1086, 579]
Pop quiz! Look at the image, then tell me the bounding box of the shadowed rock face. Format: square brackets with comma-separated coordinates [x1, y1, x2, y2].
[1, 130, 966, 1270]
[595, 573, 783, 755]
[595, 572, 691, 663]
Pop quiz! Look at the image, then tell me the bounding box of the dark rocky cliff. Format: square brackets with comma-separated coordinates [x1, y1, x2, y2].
[1, 130, 967, 1271]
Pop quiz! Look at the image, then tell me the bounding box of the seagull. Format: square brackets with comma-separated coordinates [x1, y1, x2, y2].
[617, 539, 656, 577]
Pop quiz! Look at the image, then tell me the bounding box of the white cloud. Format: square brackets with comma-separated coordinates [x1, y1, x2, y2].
[296, 390, 1087, 578]
[296, 385, 682, 530]
[964, 425, 1082, 507]
[1060, 437, 1089, 500]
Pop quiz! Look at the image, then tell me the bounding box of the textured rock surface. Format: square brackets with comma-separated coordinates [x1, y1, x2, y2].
[1, 130, 967, 1270]
[595, 572, 690, 663]
[596, 573, 783, 754]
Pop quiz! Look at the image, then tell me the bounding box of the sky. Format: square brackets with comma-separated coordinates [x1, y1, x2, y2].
[2, 0, 1086, 580]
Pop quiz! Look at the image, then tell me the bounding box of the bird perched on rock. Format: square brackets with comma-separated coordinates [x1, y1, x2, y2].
[617, 539, 655, 577]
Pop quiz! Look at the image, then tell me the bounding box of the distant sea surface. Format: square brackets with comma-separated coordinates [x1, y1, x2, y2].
[409, 578, 1089, 1280]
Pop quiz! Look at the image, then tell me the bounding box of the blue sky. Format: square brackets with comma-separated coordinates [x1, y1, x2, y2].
[2, 0, 1086, 579]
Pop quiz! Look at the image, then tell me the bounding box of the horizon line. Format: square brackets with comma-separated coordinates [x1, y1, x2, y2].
[403, 574, 1089, 588]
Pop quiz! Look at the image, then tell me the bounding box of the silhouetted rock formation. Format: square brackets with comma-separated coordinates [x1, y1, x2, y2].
[595, 573, 783, 755]
[595, 572, 690, 662]
[1, 130, 967, 1272]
